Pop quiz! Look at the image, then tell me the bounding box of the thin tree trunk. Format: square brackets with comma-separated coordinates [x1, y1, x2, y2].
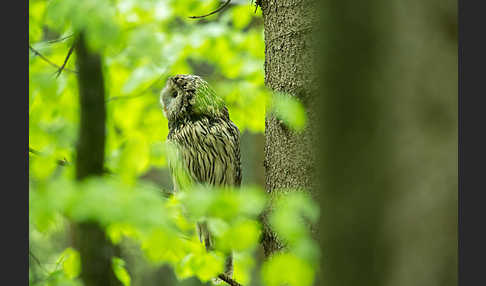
[260, 0, 319, 257]
[72, 32, 122, 286]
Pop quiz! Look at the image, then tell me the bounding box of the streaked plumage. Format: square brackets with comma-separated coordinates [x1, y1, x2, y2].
[160, 74, 241, 277]
[167, 114, 241, 189]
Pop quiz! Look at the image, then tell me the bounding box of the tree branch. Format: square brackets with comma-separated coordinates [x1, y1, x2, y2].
[46, 34, 74, 44]
[189, 0, 232, 19]
[218, 274, 243, 286]
[29, 45, 77, 74]
[55, 41, 76, 78]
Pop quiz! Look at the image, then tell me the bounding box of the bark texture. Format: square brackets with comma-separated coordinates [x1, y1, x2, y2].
[73, 33, 122, 286]
[260, 0, 318, 257]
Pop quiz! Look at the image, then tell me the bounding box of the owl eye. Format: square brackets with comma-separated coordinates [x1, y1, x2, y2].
[171, 91, 178, 98]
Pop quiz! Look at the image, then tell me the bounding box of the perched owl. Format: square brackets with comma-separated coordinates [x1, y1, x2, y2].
[160, 74, 241, 278]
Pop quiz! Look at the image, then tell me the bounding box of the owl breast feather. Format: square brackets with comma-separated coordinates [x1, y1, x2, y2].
[167, 116, 241, 191]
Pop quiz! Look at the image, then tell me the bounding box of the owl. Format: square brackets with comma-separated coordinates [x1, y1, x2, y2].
[160, 74, 241, 278]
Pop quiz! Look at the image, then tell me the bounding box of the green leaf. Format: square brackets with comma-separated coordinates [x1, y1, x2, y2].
[270, 192, 319, 245]
[60, 247, 81, 279]
[271, 92, 307, 131]
[30, 154, 58, 180]
[261, 253, 315, 286]
[213, 218, 261, 252]
[106, 223, 140, 244]
[233, 252, 255, 285]
[180, 186, 266, 222]
[112, 257, 131, 286]
[232, 5, 252, 29]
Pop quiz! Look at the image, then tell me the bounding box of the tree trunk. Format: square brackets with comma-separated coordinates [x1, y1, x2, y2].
[317, 1, 456, 286]
[261, 1, 456, 286]
[260, 0, 319, 257]
[73, 33, 122, 286]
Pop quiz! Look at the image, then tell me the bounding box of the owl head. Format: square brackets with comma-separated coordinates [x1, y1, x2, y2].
[160, 74, 226, 124]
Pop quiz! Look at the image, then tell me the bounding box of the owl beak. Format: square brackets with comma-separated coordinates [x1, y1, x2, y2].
[161, 101, 168, 117]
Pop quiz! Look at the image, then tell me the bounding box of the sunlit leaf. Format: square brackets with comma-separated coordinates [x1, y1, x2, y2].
[261, 253, 315, 286]
[270, 191, 319, 245]
[271, 92, 307, 131]
[233, 252, 255, 285]
[60, 247, 81, 279]
[213, 218, 261, 252]
[112, 257, 131, 286]
[232, 4, 252, 29]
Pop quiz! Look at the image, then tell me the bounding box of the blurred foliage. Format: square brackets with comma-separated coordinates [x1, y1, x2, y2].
[263, 193, 319, 286]
[113, 257, 132, 286]
[271, 93, 307, 132]
[29, 0, 316, 285]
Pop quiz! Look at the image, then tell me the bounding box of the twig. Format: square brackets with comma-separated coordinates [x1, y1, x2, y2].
[29, 147, 69, 166]
[189, 0, 232, 19]
[107, 75, 163, 102]
[29, 45, 77, 74]
[45, 34, 74, 44]
[28, 147, 41, 156]
[252, 0, 262, 13]
[218, 274, 243, 286]
[29, 250, 49, 274]
[55, 41, 76, 78]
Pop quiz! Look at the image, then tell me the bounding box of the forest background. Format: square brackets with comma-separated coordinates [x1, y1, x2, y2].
[29, 1, 457, 286]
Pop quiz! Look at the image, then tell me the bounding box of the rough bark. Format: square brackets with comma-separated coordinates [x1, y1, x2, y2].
[260, 0, 319, 257]
[73, 33, 122, 286]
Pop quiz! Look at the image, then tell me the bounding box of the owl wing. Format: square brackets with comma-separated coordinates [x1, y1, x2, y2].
[168, 117, 241, 190]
